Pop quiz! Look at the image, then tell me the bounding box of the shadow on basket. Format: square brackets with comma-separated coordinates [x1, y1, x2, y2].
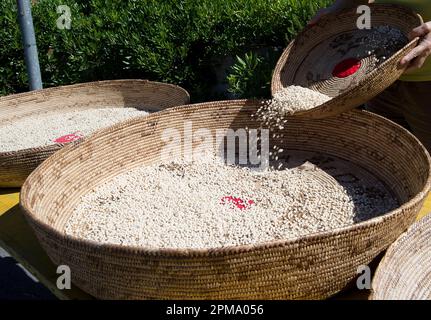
[19, 99, 431, 299]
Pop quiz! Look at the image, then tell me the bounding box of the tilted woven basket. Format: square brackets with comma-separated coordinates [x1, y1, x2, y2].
[371, 214, 431, 300]
[20, 100, 431, 299]
[0, 79, 189, 187]
[271, 4, 422, 119]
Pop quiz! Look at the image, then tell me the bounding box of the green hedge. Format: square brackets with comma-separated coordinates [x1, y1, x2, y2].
[0, 0, 330, 101]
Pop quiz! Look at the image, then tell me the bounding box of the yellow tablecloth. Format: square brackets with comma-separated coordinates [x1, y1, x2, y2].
[1, 188, 430, 300]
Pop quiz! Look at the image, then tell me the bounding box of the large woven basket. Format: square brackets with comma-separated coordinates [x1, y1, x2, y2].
[371, 214, 431, 300]
[271, 4, 422, 119]
[0, 80, 189, 187]
[20, 100, 431, 300]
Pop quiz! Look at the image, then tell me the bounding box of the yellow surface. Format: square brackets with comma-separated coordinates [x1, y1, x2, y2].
[418, 194, 431, 220]
[0, 188, 430, 300]
[0, 189, 91, 300]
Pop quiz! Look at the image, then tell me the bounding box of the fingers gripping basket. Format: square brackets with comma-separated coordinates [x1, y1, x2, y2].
[20, 100, 431, 300]
[371, 214, 431, 300]
[271, 4, 423, 119]
[0, 80, 190, 187]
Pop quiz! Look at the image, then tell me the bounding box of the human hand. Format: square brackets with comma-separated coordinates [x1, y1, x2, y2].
[400, 22, 431, 73]
[308, 0, 358, 25]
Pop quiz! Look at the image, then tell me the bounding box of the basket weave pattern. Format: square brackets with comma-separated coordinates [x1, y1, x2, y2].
[20, 100, 431, 299]
[271, 4, 423, 119]
[0, 80, 190, 187]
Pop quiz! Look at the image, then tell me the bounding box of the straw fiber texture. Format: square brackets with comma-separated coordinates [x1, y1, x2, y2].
[20, 100, 431, 300]
[0, 80, 189, 187]
[271, 4, 423, 119]
[371, 213, 431, 300]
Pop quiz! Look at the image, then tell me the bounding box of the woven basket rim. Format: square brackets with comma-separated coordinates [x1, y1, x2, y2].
[20, 99, 431, 257]
[0, 79, 190, 103]
[371, 213, 431, 299]
[282, 38, 419, 116]
[0, 79, 190, 156]
[271, 4, 423, 117]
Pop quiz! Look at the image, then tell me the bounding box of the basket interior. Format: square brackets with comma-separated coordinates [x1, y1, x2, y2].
[22, 101, 430, 234]
[272, 5, 421, 97]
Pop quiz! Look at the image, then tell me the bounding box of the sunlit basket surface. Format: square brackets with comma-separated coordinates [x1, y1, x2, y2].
[20, 100, 431, 299]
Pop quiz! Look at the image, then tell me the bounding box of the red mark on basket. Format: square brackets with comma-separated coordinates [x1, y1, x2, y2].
[221, 196, 255, 210]
[332, 58, 361, 78]
[54, 132, 84, 144]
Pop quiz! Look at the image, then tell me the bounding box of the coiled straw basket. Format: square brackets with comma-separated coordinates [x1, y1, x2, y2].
[271, 4, 423, 119]
[371, 213, 431, 300]
[20, 100, 431, 299]
[0, 80, 189, 187]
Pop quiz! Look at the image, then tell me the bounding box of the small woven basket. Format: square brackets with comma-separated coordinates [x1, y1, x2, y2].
[0, 80, 189, 187]
[20, 100, 431, 300]
[271, 4, 423, 119]
[371, 213, 431, 300]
